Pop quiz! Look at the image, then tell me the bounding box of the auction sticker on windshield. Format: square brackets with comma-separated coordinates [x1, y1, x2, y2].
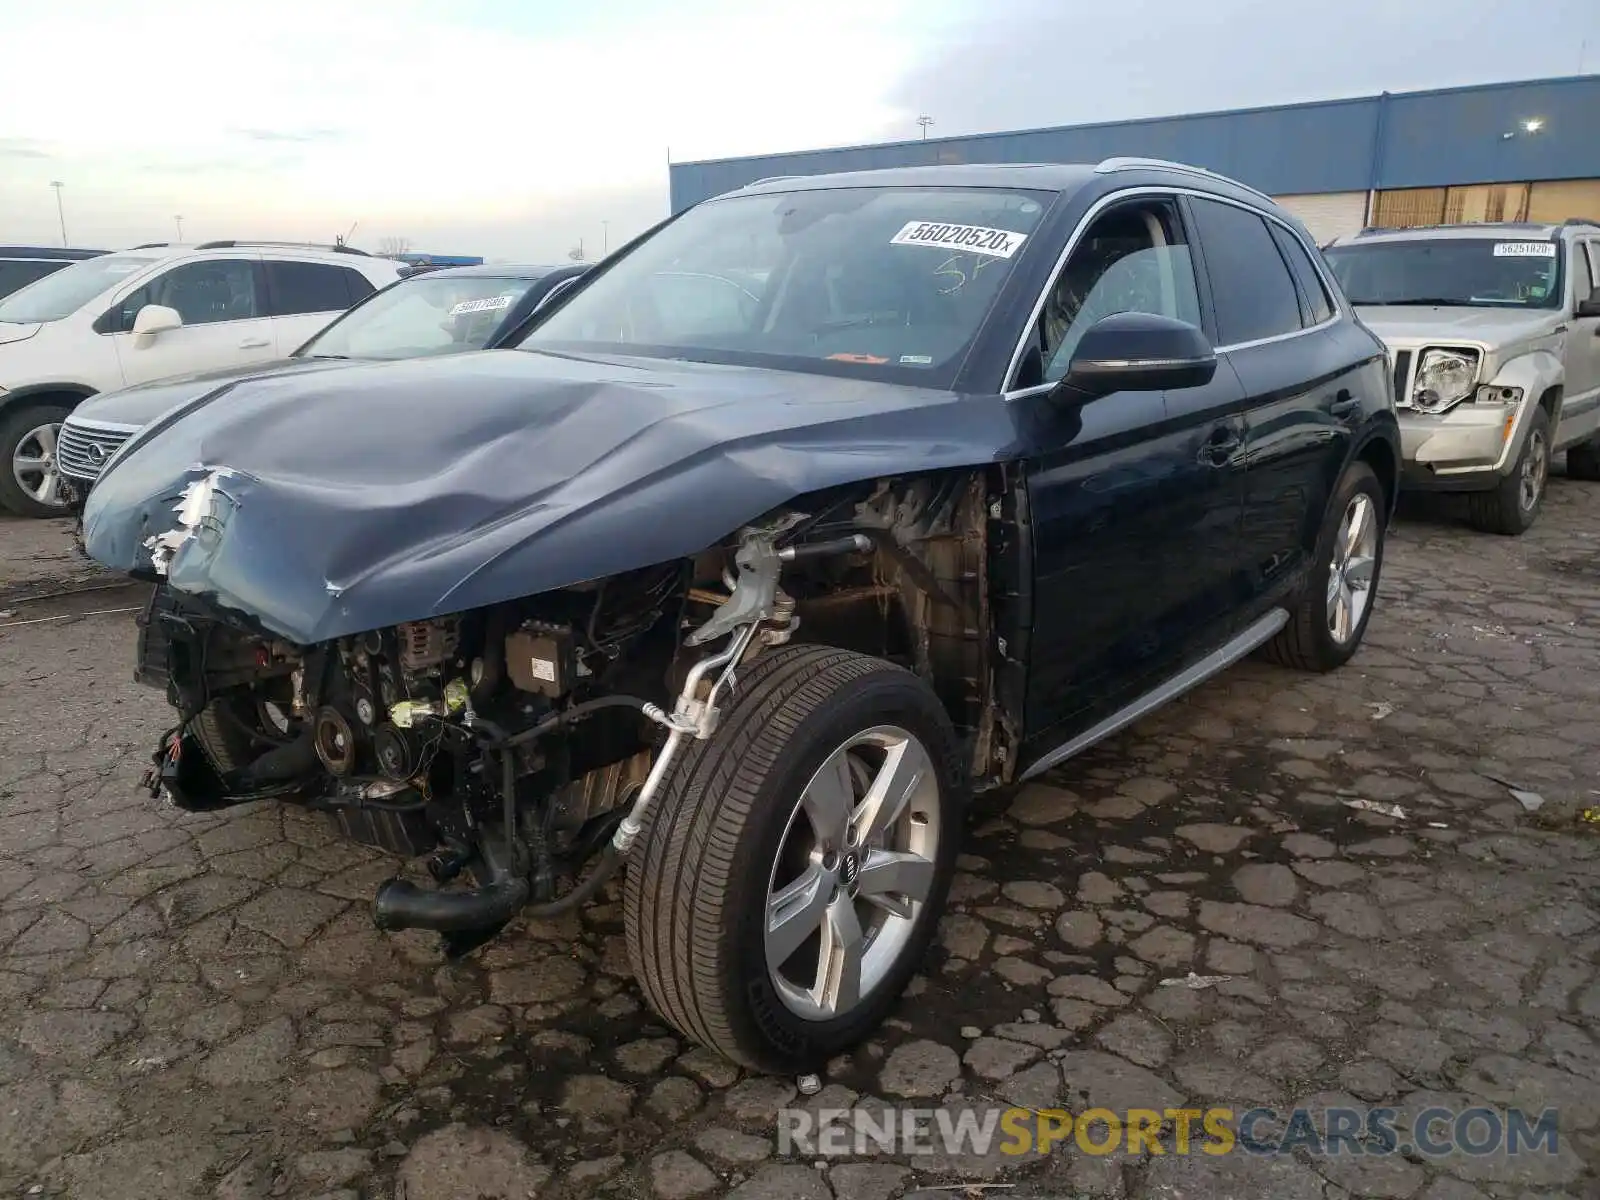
[891, 221, 1028, 259]
[449, 294, 516, 316]
[1492, 242, 1557, 258]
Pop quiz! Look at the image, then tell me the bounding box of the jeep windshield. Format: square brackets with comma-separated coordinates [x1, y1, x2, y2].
[1324, 238, 1563, 309]
[516, 185, 1054, 385]
[0, 254, 160, 324]
[297, 273, 542, 360]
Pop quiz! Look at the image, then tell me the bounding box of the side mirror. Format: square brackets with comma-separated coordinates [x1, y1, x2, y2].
[1057, 311, 1218, 400]
[131, 304, 182, 347]
[1576, 294, 1600, 319]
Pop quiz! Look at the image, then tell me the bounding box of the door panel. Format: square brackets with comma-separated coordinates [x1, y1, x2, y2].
[1022, 361, 1247, 737]
[1560, 240, 1600, 443]
[108, 255, 275, 386]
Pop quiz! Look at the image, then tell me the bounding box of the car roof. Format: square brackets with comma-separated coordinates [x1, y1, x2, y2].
[1327, 221, 1600, 247]
[0, 246, 108, 259]
[414, 263, 582, 281]
[728, 163, 1100, 201]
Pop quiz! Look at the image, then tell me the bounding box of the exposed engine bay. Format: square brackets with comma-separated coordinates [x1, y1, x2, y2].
[137, 472, 1019, 957]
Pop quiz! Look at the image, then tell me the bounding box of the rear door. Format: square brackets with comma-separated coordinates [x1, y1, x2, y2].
[1186, 195, 1357, 610]
[263, 260, 369, 350]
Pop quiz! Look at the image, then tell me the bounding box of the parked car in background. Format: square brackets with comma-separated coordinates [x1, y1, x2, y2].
[1324, 219, 1600, 534]
[0, 246, 107, 301]
[54, 262, 589, 507]
[82, 159, 1398, 1073]
[0, 240, 404, 517]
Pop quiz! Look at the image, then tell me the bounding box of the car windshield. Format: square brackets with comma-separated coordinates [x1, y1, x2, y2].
[516, 185, 1054, 384]
[1324, 237, 1564, 309]
[296, 274, 544, 359]
[0, 254, 160, 323]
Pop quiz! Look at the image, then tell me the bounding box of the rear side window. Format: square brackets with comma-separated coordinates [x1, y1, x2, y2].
[341, 267, 377, 305]
[1269, 224, 1336, 325]
[265, 261, 356, 316]
[1189, 197, 1303, 345]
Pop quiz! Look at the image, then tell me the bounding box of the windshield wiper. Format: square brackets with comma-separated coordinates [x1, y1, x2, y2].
[305, 353, 352, 360]
[1361, 297, 1466, 307]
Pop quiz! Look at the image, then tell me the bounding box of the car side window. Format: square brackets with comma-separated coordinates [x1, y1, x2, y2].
[114, 258, 260, 330]
[1269, 223, 1336, 325]
[266, 261, 356, 317]
[1580, 242, 1600, 300]
[1188, 197, 1303, 345]
[341, 267, 377, 306]
[1037, 198, 1203, 384]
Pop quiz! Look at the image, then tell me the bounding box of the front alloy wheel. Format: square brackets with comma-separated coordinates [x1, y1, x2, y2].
[0, 404, 73, 518]
[1469, 405, 1550, 536]
[765, 726, 942, 1022]
[625, 644, 962, 1072]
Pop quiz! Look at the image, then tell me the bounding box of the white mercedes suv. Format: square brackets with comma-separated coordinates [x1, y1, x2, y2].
[0, 241, 403, 516]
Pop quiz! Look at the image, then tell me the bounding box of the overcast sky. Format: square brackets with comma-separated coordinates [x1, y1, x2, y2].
[1, 0, 1594, 261]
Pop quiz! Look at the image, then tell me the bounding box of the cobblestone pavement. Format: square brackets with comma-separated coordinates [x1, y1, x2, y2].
[2, 474, 1599, 1200]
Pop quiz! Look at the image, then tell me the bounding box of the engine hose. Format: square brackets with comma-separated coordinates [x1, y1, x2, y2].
[518, 843, 622, 917]
[492, 694, 655, 750]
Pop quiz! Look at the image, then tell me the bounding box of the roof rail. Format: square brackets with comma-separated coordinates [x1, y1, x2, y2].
[1559, 216, 1600, 229]
[128, 242, 171, 249]
[193, 239, 371, 256]
[742, 175, 803, 188]
[1092, 156, 1275, 204]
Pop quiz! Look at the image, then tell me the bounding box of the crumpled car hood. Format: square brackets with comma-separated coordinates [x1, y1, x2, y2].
[82, 349, 1022, 643]
[69, 357, 352, 425]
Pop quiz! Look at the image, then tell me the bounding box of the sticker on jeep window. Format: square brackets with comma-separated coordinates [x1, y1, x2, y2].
[449, 294, 516, 316]
[890, 221, 1027, 259]
[1492, 242, 1557, 258]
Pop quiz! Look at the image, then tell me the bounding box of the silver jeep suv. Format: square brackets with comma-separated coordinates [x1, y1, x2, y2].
[1324, 220, 1600, 534]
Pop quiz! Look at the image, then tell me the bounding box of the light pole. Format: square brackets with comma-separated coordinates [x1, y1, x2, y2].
[602, 220, 609, 256]
[174, 215, 184, 241]
[49, 181, 67, 246]
[917, 116, 934, 140]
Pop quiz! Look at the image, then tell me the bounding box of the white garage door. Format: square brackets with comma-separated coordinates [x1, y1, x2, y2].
[1272, 192, 1369, 245]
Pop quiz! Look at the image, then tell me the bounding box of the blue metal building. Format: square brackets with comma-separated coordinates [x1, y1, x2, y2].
[668, 74, 1600, 242]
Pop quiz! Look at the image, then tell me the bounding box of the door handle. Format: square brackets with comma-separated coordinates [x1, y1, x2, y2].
[1328, 389, 1361, 419]
[238, 338, 270, 349]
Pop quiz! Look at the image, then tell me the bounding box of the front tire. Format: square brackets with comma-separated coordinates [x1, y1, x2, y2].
[1264, 460, 1386, 673]
[624, 643, 964, 1072]
[1468, 406, 1550, 535]
[0, 403, 73, 518]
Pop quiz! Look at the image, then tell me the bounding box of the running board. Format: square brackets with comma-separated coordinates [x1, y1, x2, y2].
[1018, 608, 1289, 782]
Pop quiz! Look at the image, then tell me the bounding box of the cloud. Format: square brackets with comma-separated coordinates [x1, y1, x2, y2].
[0, 137, 51, 160]
[0, 0, 942, 251]
[232, 127, 346, 144]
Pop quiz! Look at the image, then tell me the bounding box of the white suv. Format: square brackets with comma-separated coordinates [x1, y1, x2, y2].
[0, 241, 403, 516]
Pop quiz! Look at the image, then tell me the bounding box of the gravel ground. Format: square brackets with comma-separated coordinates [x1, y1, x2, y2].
[1, 476, 1598, 1200]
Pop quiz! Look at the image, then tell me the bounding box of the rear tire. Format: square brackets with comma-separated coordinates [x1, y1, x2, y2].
[624, 643, 964, 1072]
[1565, 436, 1600, 482]
[0, 402, 73, 518]
[1468, 406, 1550, 535]
[1264, 460, 1386, 673]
